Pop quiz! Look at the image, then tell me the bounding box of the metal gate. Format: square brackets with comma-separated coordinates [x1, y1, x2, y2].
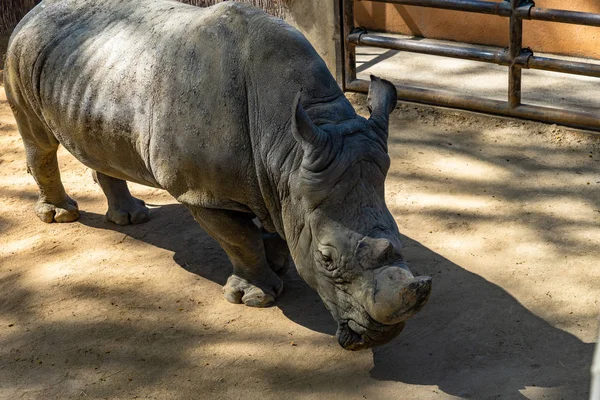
[342, 0, 600, 131]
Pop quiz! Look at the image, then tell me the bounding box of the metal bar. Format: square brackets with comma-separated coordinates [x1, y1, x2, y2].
[508, 0, 525, 108]
[349, 33, 507, 64]
[357, 0, 510, 16]
[343, 0, 356, 90]
[357, 0, 600, 26]
[527, 7, 600, 27]
[350, 32, 600, 77]
[347, 79, 600, 131]
[528, 56, 600, 78]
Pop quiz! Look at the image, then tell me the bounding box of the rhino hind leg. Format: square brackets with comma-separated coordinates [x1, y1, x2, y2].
[13, 110, 79, 223]
[92, 171, 150, 226]
[262, 230, 292, 275]
[188, 206, 283, 307]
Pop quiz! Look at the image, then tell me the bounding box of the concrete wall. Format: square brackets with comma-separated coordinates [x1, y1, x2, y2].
[284, 0, 342, 83]
[355, 0, 600, 59]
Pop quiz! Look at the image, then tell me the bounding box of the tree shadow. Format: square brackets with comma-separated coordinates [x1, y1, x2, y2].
[77, 203, 594, 399]
[384, 123, 600, 258]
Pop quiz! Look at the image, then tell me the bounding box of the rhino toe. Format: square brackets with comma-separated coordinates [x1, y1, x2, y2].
[223, 273, 283, 308]
[106, 198, 150, 226]
[35, 197, 80, 223]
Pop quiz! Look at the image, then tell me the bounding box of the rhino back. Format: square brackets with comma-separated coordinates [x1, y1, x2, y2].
[7, 1, 257, 196]
[6, 0, 346, 219]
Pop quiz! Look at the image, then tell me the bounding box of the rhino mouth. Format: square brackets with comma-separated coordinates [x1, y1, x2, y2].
[336, 318, 406, 351]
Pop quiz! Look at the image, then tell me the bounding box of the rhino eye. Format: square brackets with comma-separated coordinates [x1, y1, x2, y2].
[318, 251, 335, 270]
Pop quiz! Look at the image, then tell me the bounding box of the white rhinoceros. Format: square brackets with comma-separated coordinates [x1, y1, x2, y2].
[4, 0, 431, 349]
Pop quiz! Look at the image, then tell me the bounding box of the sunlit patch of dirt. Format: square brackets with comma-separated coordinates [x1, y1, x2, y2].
[0, 86, 598, 399]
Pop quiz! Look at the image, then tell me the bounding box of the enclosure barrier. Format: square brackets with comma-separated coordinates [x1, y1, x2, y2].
[343, 0, 600, 131]
[593, 332, 600, 400]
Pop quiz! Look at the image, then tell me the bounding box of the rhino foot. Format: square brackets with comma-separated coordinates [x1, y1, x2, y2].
[35, 197, 80, 223]
[93, 171, 150, 226]
[106, 197, 150, 226]
[223, 273, 283, 307]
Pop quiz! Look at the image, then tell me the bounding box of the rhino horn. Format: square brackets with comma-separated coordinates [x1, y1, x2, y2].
[364, 266, 432, 325]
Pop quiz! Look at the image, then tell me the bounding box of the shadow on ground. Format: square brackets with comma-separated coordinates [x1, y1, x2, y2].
[2, 85, 596, 398]
[78, 206, 336, 337]
[77, 204, 593, 399]
[372, 233, 594, 399]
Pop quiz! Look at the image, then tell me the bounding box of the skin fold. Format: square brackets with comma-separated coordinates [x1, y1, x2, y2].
[4, 0, 431, 349]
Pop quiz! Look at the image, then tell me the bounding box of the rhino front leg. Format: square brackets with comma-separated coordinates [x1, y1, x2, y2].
[92, 171, 150, 226]
[188, 206, 283, 307]
[262, 230, 292, 275]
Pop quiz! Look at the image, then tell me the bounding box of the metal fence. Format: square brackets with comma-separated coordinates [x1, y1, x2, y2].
[342, 0, 600, 131]
[593, 333, 599, 400]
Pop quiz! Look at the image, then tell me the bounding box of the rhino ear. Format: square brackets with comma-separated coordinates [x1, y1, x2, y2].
[367, 75, 397, 133]
[292, 92, 325, 150]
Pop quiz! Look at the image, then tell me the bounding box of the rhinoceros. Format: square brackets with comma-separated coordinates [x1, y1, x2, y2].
[4, 0, 431, 350]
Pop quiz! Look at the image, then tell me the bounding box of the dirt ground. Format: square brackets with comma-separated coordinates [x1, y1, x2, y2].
[0, 81, 598, 399]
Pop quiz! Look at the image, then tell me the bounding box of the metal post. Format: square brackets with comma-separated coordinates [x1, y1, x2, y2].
[592, 333, 600, 400]
[508, 0, 526, 108]
[342, 0, 357, 90]
[334, 0, 345, 86]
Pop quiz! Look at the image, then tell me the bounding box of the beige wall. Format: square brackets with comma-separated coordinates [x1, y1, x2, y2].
[355, 0, 600, 59]
[285, 0, 342, 83]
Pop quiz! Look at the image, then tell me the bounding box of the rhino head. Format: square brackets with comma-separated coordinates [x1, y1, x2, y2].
[287, 76, 432, 350]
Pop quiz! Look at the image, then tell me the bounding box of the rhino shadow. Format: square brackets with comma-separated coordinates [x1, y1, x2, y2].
[78, 204, 336, 335]
[78, 204, 594, 399]
[371, 235, 594, 399]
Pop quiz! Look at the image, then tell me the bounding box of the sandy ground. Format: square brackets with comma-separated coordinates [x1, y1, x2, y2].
[0, 83, 599, 399]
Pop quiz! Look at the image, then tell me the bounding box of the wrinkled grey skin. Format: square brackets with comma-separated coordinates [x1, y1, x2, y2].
[4, 0, 432, 350]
